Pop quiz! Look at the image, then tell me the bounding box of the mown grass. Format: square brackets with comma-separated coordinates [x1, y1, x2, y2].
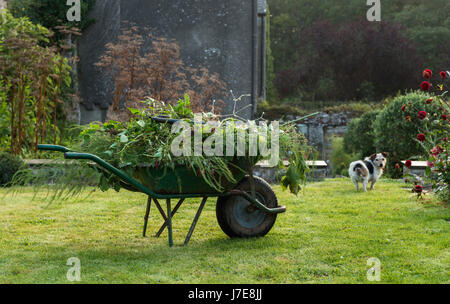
[0, 178, 448, 284]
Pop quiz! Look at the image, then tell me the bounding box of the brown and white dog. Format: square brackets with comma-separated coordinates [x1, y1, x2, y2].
[348, 153, 389, 192]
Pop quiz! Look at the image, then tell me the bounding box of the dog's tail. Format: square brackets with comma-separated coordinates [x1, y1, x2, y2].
[354, 164, 368, 177]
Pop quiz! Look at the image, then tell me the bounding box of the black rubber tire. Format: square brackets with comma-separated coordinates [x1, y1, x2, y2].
[216, 176, 278, 238]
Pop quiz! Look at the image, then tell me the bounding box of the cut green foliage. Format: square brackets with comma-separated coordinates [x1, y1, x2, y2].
[12, 96, 313, 198]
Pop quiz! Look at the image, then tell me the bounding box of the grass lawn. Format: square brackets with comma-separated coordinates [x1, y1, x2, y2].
[0, 178, 448, 284]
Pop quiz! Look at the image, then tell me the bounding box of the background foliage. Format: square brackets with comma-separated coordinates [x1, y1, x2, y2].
[267, 0, 450, 103]
[330, 136, 357, 177]
[344, 110, 380, 159]
[8, 0, 96, 34]
[0, 10, 72, 155]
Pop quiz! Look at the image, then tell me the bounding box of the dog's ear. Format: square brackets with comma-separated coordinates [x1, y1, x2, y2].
[381, 152, 389, 158]
[370, 154, 376, 160]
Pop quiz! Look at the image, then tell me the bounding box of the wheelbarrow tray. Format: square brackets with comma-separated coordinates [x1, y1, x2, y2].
[122, 158, 251, 195]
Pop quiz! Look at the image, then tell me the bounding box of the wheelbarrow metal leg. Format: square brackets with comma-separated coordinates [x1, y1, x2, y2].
[143, 196, 152, 237]
[153, 198, 167, 222]
[156, 198, 184, 237]
[184, 197, 208, 246]
[166, 198, 173, 247]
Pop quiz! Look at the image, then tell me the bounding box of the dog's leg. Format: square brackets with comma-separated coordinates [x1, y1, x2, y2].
[363, 179, 368, 192]
[353, 180, 359, 191]
[370, 180, 376, 190]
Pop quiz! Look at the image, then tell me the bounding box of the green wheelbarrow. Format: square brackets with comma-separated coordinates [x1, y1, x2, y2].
[37, 142, 285, 247]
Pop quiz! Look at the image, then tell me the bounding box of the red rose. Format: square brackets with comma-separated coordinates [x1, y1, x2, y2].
[395, 163, 400, 169]
[442, 114, 448, 121]
[417, 133, 426, 142]
[425, 98, 433, 104]
[427, 161, 434, 168]
[420, 81, 431, 91]
[401, 104, 407, 112]
[414, 185, 423, 193]
[423, 69, 432, 79]
[405, 160, 412, 168]
[440, 71, 447, 79]
[417, 111, 427, 120]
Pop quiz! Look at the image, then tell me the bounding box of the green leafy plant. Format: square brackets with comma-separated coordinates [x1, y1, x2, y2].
[0, 10, 73, 155]
[0, 152, 24, 187]
[278, 122, 312, 194]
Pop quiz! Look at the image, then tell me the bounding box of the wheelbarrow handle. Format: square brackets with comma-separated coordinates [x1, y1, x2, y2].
[38, 144, 71, 153]
[64, 152, 159, 197]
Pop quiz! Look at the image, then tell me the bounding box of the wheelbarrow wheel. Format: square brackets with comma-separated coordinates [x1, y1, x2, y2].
[216, 176, 278, 238]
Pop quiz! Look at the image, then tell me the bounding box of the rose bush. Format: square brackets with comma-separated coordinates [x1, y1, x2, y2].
[402, 69, 449, 203]
[373, 91, 436, 177]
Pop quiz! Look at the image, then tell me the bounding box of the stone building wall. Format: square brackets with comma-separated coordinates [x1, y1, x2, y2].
[0, 0, 7, 10]
[78, 0, 267, 124]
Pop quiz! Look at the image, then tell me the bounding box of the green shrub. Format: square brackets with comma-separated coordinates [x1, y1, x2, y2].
[0, 152, 24, 187]
[373, 91, 435, 176]
[8, 0, 96, 32]
[258, 100, 376, 121]
[256, 101, 307, 120]
[358, 81, 376, 102]
[343, 110, 380, 158]
[330, 136, 357, 177]
[323, 102, 378, 118]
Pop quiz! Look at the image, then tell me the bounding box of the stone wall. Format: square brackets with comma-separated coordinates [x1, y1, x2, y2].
[78, 0, 266, 123]
[253, 161, 328, 183]
[296, 112, 354, 171]
[0, 0, 7, 10]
